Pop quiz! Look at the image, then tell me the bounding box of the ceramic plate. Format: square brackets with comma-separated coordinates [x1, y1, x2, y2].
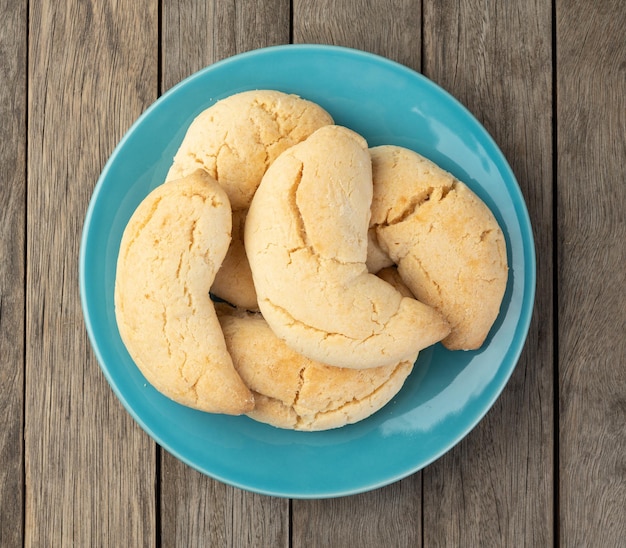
[80, 45, 536, 498]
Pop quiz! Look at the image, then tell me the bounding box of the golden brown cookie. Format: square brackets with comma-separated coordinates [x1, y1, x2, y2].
[245, 125, 450, 369]
[166, 90, 334, 309]
[114, 170, 254, 414]
[369, 145, 508, 350]
[216, 304, 415, 431]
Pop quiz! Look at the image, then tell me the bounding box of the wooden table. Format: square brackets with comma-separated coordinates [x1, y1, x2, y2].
[3, 0, 624, 545]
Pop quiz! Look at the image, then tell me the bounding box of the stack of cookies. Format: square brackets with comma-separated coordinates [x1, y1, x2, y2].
[114, 91, 508, 431]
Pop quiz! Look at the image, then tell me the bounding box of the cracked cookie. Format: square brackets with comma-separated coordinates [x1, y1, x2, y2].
[368, 145, 508, 350]
[216, 304, 415, 431]
[114, 170, 254, 414]
[166, 90, 334, 310]
[245, 125, 450, 369]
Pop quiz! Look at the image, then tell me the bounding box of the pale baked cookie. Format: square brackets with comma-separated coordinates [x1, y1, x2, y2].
[367, 228, 395, 273]
[114, 170, 254, 414]
[211, 210, 258, 310]
[369, 145, 508, 350]
[376, 266, 415, 299]
[216, 304, 415, 431]
[245, 125, 450, 369]
[166, 90, 334, 309]
[166, 90, 334, 209]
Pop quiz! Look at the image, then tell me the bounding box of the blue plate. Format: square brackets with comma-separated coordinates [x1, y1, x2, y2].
[80, 45, 535, 498]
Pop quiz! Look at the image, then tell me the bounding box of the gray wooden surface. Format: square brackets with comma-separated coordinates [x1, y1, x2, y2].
[2, 0, 624, 546]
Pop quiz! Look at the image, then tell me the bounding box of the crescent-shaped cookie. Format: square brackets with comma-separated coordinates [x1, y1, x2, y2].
[245, 125, 450, 369]
[368, 145, 508, 350]
[167, 90, 334, 309]
[114, 170, 254, 414]
[216, 304, 415, 431]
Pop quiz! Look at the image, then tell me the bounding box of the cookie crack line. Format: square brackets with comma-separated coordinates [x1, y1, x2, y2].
[285, 245, 362, 268]
[246, 109, 273, 172]
[288, 160, 349, 263]
[122, 196, 163, 264]
[288, 159, 365, 266]
[264, 299, 403, 346]
[376, 181, 457, 227]
[188, 219, 197, 251]
[290, 362, 404, 429]
[292, 366, 307, 406]
[408, 253, 444, 302]
[160, 303, 172, 358]
[177, 349, 201, 404]
[289, 160, 311, 250]
[251, 94, 310, 140]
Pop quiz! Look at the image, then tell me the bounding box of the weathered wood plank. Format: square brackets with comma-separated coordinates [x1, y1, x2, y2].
[293, 0, 420, 69]
[292, 479, 422, 548]
[160, 1, 290, 545]
[291, 2, 422, 546]
[421, 0, 554, 545]
[0, 0, 27, 545]
[161, 0, 290, 93]
[25, 1, 158, 545]
[161, 460, 289, 548]
[556, 1, 626, 545]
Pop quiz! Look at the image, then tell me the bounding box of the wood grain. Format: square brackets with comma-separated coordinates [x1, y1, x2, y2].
[8, 0, 625, 545]
[0, 0, 26, 545]
[160, 1, 290, 545]
[25, 1, 158, 545]
[557, 1, 626, 545]
[293, 0, 420, 68]
[161, 460, 289, 547]
[292, 478, 421, 548]
[291, 3, 423, 546]
[422, 0, 554, 545]
[161, 0, 290, 93]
